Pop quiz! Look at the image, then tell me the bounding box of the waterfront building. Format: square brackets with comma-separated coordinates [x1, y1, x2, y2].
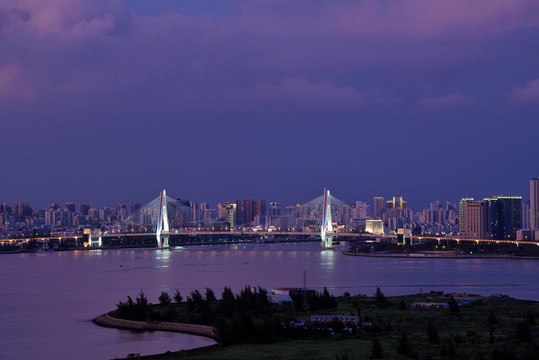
[243, 199, 266, 226]
[459, 198, 474, 233]
[373, 197, 384, 218]
[484, 195, 522, 240]
[217, 202, 237, 228]
[522, 199, 530, 229]
[531, 177, 539, 229]
[464, 200, 489, 239]
[365, 219, 384, 235]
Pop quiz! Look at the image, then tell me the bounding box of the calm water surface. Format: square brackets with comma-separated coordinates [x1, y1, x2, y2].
[1, 241, 538, 359]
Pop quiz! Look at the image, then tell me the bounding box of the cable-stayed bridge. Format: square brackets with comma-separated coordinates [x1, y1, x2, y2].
[88, 189, 349, 249]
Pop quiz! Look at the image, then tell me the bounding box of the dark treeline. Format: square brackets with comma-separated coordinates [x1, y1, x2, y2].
[349, 240, 539, 257]
[113, 287, 539, 358]
[114, 285, 342, 346]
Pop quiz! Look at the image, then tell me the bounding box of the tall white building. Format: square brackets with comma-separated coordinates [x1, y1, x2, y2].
[522, 199, 530, 229]
[531, 177, 539, 229]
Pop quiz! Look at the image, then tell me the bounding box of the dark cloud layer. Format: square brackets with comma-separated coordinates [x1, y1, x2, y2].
[1, 0, 538, 208]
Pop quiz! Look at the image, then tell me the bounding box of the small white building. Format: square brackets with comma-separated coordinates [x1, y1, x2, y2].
[268, 293, 293, 305]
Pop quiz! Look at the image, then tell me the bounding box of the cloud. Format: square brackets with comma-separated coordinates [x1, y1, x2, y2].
[509, 79, 539, 104]
[240, 0, 539, 38]
[0, 63, 35, 102]
[0, 0, 126, 37]
[246, 77, 363, 106]
[0, 0, 537, 108]
[420, 94, 476, 109]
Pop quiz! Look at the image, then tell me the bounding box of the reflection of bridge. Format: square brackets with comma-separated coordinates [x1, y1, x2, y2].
[2, 230, 537, 248]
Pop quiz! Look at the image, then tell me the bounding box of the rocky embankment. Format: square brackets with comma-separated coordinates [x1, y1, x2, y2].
[94, 312, 217, 339]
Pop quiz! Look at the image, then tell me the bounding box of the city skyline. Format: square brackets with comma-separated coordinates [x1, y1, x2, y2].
[1, 0, 538, 209]
[0, 184, 532, 213]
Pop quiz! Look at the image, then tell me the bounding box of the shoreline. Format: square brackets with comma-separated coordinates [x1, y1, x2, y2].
[0, 238, 321, 255]
[94, 312, 217, 339]
[342, 251, 539, 260]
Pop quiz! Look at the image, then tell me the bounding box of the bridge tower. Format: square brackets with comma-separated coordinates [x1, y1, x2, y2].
[88, 232, 102, 247]
[321, 188, 334, 250]
[156, 189, 170, 248]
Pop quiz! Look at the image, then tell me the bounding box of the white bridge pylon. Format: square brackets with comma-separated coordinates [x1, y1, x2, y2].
[321, 188, 334, 250]
[156, 189, 170, 248]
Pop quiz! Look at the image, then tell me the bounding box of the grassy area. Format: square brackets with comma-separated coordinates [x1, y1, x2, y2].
[116, 291, 539, 360]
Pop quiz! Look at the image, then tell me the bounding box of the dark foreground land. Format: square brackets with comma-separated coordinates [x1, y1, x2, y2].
[106, 287, 539, 360]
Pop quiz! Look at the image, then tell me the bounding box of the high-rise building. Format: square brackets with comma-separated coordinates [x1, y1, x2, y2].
[189, 202, 208, 224]
[422, 209, 432, 224]
[386, 195, 407, 210]
[459, 198, 474, 233]
[531, 177, 539, 229]
[484, 196, 522, 240]
[243, 199, 266, 226]
[522, 199, 530, 229]
[373, 197, 384, 218]
[13, 201, 32, 220]
[230, 200, 243, 225]
[115, 203, 127, 220]
[130, 202, 141, 215]
[217, 202, 237, 227]
[464, 200, 489, 239]
[63, 202, 75, 213]
[269, 202, 281, 216]
[352, 201, 370, 219]
[393, 195, 406, 209]
[79, 203, 90, 216]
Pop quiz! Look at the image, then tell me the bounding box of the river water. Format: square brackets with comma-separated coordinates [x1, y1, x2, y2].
[1, 241, 538, 359]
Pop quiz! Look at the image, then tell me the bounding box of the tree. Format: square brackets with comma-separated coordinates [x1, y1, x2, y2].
[526, 310, 536, 326]
[448, 296, 460, 314]
[427, 320, 439, 344]
[440, 339, 456, 358]
[397, 332, 414, 357]
[335, 351, 350, 360]
[488, 310, 498, 326]
[375, 286, 386, 304]
[221, 286, 236, 316]
[134, 290, 150, 321]
[488, 309, 498, 344]
[352, 300, 361, 315]
[190, 289, 204, 305]
[371, 337, 383, 359]
[173, 289, 183, 303]
[516, 321, 531, 343]
[205, 287, 217, 302]
[158, 291, 171, 305]
[163, 305, 177, 321]
[399, 300, 407, 310]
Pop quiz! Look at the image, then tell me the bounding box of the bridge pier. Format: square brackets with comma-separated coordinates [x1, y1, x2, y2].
[156, 189, 170, 249]
[88, 233, 103, 247]
[320, 188, 334, 250]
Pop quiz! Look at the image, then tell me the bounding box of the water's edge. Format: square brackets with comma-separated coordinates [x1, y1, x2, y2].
[94, 312, 217, 339]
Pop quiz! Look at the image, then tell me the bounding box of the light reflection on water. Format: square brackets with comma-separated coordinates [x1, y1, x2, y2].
[1, 241, 539, 360]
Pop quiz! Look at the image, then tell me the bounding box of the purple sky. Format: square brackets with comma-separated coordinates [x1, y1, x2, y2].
[1, 0, 538, 209]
